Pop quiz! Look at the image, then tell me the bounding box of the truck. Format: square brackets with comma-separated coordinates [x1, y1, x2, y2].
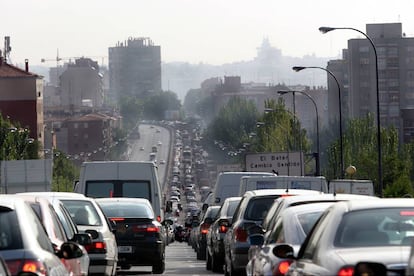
[328, 179, 375, 196]
[74, 161, 164, 221]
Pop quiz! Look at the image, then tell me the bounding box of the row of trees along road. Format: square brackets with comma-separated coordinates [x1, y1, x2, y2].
[201, 96, 414, 197]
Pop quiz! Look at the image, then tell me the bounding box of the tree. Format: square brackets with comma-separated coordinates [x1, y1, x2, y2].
[52, 150, 80, 192]
[119, 95, 144, 130]
[143, 91, 182, 121]
[203, 96, 259, 163]
[325, 114, 413, 196]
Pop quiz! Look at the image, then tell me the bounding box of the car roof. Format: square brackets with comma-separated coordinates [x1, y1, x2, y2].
[339, 198, 414, 211]
[243, 189, 323, 197]
[17, 192, 87, 199]
[95, 197, 151, 204]
[275, 193, 379, 206]
[224, 196, 242, 202]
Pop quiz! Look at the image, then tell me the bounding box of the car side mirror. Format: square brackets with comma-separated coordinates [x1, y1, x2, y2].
[202, 203, 209, 212]
[72, 233, 92, 246]
[57, 241, 84, 259]
[272, 244, 295, 259]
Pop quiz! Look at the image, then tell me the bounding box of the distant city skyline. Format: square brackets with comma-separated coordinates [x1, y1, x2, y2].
[3, 0, 414, 67]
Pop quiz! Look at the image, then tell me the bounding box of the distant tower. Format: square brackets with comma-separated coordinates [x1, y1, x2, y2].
[108, 37, 161, 103]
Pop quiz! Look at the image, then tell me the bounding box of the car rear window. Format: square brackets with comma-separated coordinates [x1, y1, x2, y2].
[0, 208, 23, 250]
[99, 201, 154, 219]
[335, 208, 414, 247]
[61, 200, 103, 226]
[244, 196, 279, 220]
[86, 180, 151, 201]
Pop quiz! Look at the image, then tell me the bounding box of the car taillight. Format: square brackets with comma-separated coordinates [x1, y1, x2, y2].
[6, 259, 47, 276]
[337, 266, 354, 276]
[200, 223, 210, 234]
[85, 241, 107, 253]
[234, 227, 248, 242]
[133, 224, 160, 233]
[219, 225, 228, 233]
[272, 260, 293, 276]
[157, 215, 161, 222]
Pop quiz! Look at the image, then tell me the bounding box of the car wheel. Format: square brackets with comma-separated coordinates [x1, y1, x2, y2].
[211, 252, 222, 273]
[152, 253, 165, 274]
[206, 250, 212, 270]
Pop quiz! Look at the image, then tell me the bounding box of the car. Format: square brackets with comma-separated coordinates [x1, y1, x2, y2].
[140, 146, 145, 151]
[206, 196, 242, 273]
[247, 193, 379, 276]
[16, 194, 91, 276]
[96, 197, 166, 274]
[159, 159, 166, 165]
[194, 205, 221, 260]
[224, 189, 321, 276]
[274, 198, 414, 276]
[247, 202, 336, 276]
[48, 192, 118, 276]
[0, 195, 84, 276]
[157, 141, 162, 146]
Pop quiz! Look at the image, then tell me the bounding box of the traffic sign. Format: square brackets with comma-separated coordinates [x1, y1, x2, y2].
[245, 151, 304, 176]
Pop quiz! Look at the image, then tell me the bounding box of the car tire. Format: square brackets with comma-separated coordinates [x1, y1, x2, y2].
[197, 245, 206, 260]
[211, 252, 222, 273]
[206, 250, 212, 270]
[152, 253, 165, 274]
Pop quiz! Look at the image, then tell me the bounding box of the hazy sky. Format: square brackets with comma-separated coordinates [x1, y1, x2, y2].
[3, 0, 414, 67]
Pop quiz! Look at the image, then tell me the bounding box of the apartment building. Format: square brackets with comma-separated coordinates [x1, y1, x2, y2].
[0, 58, 44, 145]
[328, 23, 414, 143]
[108, 37, 161, 102]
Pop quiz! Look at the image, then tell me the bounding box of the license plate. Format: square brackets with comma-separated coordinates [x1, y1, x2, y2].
[118, 246, 132, 253]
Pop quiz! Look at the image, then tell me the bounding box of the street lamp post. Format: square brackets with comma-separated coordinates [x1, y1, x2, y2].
[278, 90, 321, 176]
[292, 66, 344, 178]
[319, 26, 382, 197]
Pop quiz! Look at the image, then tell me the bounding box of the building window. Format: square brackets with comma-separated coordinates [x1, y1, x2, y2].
[359, 46, 369, 53]
[84, 123, 88, 128]
[360, 58, 370, 65]
[74, 123, 78, 129]
[377, 47, 386, 57]
[378, 58, 386, 70]
[387, 57, 399, 67]
[388, 79, 399, 88]
[84, 133, 88, 139]
[387, 47, 399, 56]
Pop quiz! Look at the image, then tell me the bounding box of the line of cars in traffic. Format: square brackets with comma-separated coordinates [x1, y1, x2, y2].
[0, 191, 168, 275]
[187, 172, 414, 276]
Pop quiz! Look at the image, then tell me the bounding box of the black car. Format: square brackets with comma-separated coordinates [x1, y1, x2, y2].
[96, 197, 166, 274]
[206, 197, 241, 272]
[194, 205, 220, 260]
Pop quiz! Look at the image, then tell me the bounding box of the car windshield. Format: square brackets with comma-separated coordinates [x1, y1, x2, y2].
[334, 208, 414, 247]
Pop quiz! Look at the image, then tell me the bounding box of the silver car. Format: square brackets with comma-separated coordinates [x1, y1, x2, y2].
[274, 198, 414, 275]
[43, 192, 118, 276]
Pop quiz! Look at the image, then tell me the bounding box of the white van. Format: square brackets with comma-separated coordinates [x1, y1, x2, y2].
[74, 161, 164, 221]
[328, 179, 374, 196]
[239, 175, 328, 196]
[212, 171, 275, 206]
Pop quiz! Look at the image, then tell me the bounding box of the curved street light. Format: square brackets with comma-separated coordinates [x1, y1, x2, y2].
[292, 66, 344, 178]
[319, 26, 382, 197]
[278, 90, 320, 176]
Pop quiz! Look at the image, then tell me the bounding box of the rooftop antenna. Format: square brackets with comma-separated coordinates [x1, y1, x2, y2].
[3, 36, 11, 63]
